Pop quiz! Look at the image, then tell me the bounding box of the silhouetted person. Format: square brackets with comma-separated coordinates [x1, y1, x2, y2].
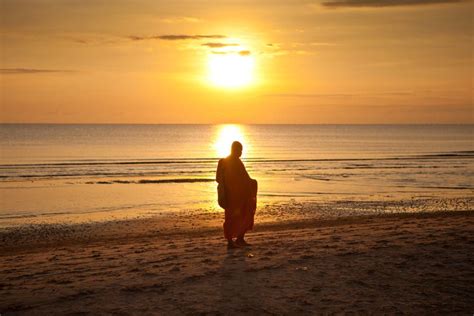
[216, 141, 257, 249]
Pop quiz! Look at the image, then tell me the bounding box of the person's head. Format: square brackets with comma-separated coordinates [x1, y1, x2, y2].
[230, 141, 243, 158]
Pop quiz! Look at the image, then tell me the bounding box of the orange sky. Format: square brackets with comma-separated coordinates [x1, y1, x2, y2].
[1, 0, 473, 124]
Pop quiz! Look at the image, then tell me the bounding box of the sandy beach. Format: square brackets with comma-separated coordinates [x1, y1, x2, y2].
[1, 208, 473, 315]
[2, 0, 474, 313]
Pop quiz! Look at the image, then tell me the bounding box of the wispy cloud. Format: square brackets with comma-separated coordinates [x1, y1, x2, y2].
[201, 42, 239, 48]
[210, 50, 252, 56]
[263, 41, 329, 57]
[0, 68, 74, 74]
[322, 0, 468, 8]
[68, 35, 121, 45]
[158, 16, 201, 24]
[129, 34, 226, 41]
[72, 39, 89, 44]
[264, 92, 415, 98]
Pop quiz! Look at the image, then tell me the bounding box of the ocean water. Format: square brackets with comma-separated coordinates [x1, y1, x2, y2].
[0, 124, 473, 226]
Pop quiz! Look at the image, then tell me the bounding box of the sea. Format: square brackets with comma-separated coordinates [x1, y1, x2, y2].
[0, 124, 472, 227]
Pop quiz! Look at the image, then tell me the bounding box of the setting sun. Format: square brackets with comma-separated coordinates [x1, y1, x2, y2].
[208, 53, 255, 88]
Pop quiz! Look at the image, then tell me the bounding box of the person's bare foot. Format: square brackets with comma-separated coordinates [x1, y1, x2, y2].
[227, 240, 238, 249]
[235, 238, 251, 247]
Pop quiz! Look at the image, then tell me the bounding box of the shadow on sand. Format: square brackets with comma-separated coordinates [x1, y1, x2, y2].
[217, 247, 265, 314]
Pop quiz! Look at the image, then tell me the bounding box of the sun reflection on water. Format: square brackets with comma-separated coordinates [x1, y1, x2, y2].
[213, 125, 248, 158]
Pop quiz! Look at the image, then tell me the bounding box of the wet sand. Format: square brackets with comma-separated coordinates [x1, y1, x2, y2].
[1, 208, 473, 315]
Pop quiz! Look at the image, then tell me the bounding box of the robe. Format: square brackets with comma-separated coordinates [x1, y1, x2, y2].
[216, 156, 257, 240]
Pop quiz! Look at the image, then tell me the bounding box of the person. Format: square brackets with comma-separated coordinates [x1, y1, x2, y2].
[216, 141, 258, 249]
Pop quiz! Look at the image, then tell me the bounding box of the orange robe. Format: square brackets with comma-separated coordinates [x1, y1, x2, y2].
[216, 156, 257, 240]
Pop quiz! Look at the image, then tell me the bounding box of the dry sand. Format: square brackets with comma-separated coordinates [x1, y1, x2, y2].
[1, 210, 473, 315]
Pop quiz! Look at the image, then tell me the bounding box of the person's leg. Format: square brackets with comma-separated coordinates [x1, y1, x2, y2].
[235, 234, 250, 246]
[227, 238, 237, 249]
[235, 204, 253, 247]
[224, 209, 236, 249]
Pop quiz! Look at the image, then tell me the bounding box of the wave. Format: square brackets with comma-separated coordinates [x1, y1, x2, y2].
[0, 150, 472, 182]
[0, 150, 473, 169]
[86, 178, 215, 185]
[0, 158, 219, 168]
[0, 170, 212, 180]
[418, 151, 474, 158]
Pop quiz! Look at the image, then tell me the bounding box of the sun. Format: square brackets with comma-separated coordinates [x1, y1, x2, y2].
[208, 53, 255, 88]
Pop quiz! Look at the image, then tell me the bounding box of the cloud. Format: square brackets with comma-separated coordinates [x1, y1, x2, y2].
[265, 93, 354, 98]
[129, 34, 226, 41]
[264, 92, 414, 98]
[69, 35, 122, 45]
[201, 42, 239, 48]
[72, 38, 88, 44]
[0, 68, 74, 74]
[321, 0, 468, 8]
[263, 41, 327, 57]
[158, 16, 201, 24]
[210, 50, 252, 56]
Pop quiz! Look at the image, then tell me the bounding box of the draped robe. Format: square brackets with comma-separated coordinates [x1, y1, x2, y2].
[216, 156, 257, 239]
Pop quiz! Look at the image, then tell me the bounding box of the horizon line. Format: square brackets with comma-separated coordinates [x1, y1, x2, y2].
[1, 122, 473, 126]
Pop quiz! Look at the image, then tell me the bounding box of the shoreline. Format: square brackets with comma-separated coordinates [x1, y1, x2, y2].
[1, 209, 473, 253]
[1, 196, 472, 251]
[1, 209, 473, 314]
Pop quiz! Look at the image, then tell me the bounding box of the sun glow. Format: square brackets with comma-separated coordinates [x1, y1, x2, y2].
[208, 53, 255, 88]
[214, 125, 248, 158]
